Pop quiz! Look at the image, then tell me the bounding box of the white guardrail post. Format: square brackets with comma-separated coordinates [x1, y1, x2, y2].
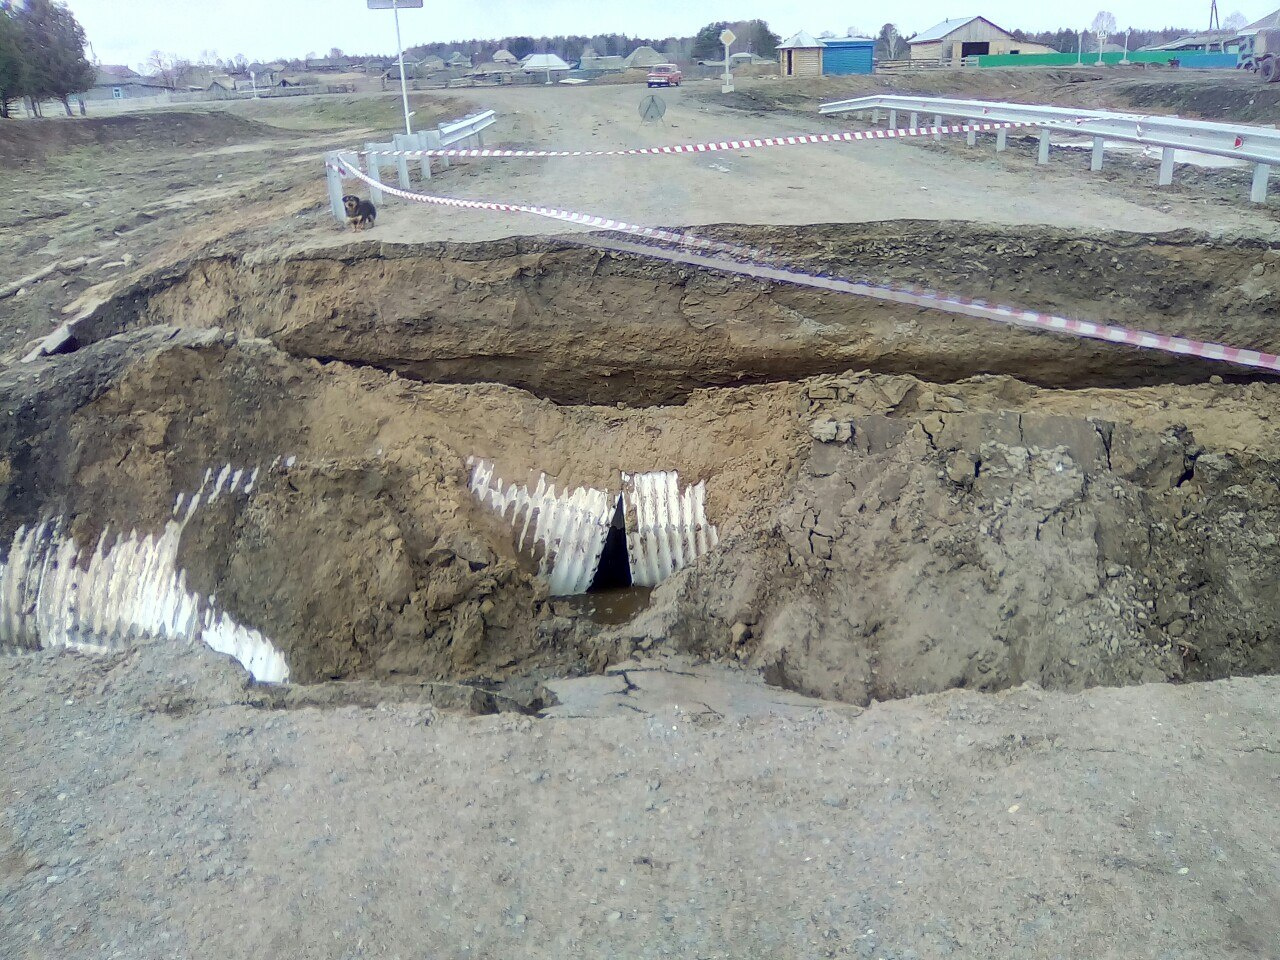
[1253, 163, 1271, 204]
[429, 127, 449, 169]
[820, 94, 1279, 203]
[414, 131, 431, 181]
[364, 143, 387, 205]
[325, 151, 345, 221]
[393, 134, 414, 189]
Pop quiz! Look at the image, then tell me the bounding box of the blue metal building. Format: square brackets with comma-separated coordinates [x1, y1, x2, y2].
[822, 37, 876, 75]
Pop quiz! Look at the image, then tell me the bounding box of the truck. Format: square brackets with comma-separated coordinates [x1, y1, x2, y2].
[647, 64, 682, 88]
[1239, 30, 1280, 81]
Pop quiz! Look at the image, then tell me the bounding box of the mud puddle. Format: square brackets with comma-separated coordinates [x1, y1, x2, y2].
[558, 587, 655, 626]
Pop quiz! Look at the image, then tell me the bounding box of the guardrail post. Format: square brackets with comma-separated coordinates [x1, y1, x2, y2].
[1091, 137, 1105, 171]
[473, 126, 485, 149]
[1158, 147, 1175, 186]
[392, 134, 413, 189]
[996, 129, 1007, 152]
[934, 115, 942, 141]
[364, 143, 386, 205]
[909, 111, 919, 129]
[888, 109, 897, 129]
[325, 151, 345, 222]
[414, 131, 431, 180]
[966, 128, 977, 147]
[1037, 129, 1051, 164]
[871, 108, 881, 125]
[1252, 163, 1270, 203]
[430, 127, 449, 168]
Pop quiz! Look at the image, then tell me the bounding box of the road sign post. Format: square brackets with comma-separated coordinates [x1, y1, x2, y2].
[368, 0, 423, 135]
[720, 28, 736, 94]
[639, 94, 666, 124]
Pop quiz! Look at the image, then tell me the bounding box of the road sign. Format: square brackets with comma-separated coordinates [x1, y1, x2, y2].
[639, 95, 666, 123]
[367, 0, 423, 7]
[721, 29, 736, 93]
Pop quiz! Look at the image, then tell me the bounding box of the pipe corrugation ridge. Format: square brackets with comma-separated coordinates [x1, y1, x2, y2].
[0, 462, 289, 682]
[622, 472, 718, 588]
[467, 458, 614, 595]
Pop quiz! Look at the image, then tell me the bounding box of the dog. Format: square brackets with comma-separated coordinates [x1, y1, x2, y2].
[342, 195, 377, 232]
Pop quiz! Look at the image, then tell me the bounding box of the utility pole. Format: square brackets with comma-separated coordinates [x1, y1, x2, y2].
[368, 0, 422, 135]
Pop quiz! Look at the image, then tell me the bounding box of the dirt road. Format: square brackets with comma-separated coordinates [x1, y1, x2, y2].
[311, 81, 1280, 249]
[2, 642, 1276, 960]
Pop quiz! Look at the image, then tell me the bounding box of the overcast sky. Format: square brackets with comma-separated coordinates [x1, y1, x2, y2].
[63, 0, 1266, 69]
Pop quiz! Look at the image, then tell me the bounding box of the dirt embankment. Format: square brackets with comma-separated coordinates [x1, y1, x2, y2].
[0, 112, 281, 163]
[630, 372, 1280, 703]
[70, 224, 1280, 404]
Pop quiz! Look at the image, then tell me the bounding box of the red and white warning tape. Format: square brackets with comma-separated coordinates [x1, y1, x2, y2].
[359, 120, 1040, 158]
[332, 158, 1280, 375]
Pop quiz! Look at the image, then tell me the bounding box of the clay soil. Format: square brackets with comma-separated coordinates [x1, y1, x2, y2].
[2, 71, 1279, 958]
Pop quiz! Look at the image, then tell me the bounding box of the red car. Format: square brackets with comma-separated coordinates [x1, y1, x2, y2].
[647, 64, 682, 87]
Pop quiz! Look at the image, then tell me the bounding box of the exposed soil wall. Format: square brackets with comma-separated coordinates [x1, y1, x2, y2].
[621, 372, 1280, 703]
[73, 224, 1280, 405]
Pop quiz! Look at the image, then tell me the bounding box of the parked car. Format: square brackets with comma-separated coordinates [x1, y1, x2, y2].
[647, 64, 682, 87]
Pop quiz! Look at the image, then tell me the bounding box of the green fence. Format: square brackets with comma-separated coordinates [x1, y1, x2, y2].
[973, 50, 1240, 69]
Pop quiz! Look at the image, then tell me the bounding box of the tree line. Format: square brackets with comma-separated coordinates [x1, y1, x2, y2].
[404, 19, 781, 66]
[0, 0, 95, 118]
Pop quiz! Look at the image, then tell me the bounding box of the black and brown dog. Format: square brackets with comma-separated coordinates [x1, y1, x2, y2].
[342, 194, 377, 232]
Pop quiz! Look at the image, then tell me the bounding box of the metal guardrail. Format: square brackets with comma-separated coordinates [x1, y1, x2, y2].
[437, 109, 497, 145]
[819, 94, 1280, 202]
[325, 109, 498, 221]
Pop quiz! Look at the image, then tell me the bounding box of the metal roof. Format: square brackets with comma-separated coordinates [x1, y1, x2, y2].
[778, 30, 823, 49]
[1244, 8, 1280, 32]
[521, 53, 571, 71]
[1141, 30, 1237, 50]
[910, 16, 984, 43]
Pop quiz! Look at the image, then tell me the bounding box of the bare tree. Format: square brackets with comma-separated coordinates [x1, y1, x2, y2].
[1224, 11, 1248, 32]
[1091, 11, 1117, 46]
[146, 50, 193, 89]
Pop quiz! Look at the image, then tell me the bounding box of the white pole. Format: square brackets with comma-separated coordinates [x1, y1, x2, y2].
[393, 0, 412, 134]
[1077, 31, 1083, 67]
[1120, 29, 1130, 65]
[250, 70, 258, 98]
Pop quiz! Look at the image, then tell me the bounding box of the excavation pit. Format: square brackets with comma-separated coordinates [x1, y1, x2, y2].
[3, 223, 1280, 707]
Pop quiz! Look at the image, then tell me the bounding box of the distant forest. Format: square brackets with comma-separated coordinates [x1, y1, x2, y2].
[404, 20, 782, 65]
